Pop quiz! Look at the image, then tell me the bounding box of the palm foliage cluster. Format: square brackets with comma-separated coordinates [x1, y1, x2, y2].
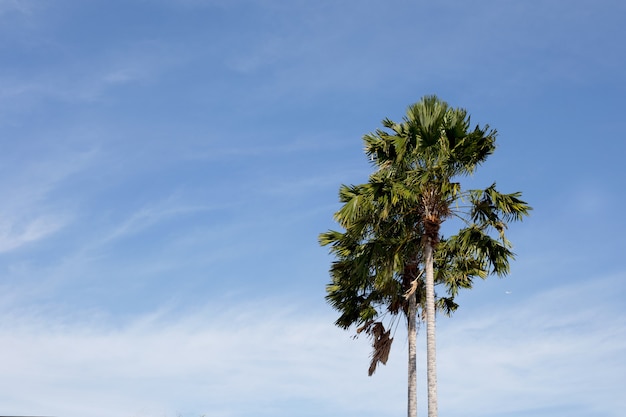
[320, 96, 531, 417]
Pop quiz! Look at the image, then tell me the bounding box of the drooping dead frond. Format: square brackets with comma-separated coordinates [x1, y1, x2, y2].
[367, 322, 394, 376]
[404, 278, 418, 300]
[404, 270, 423, 300]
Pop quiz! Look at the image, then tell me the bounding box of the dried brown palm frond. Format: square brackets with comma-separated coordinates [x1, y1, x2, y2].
[367, 322, 394, 376]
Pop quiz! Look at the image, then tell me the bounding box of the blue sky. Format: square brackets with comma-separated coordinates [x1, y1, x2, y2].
[0, 0, 624, 416]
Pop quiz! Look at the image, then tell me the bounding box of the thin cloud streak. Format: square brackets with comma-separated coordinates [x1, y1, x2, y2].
[101, 195, 221, 245]
[0, 0, 35, 15]
[0, 214, 68, 252]
[0, 147, 97, 253]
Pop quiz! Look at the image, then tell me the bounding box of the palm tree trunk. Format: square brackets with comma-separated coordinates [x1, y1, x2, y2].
[425, 240, 438, 417]
[407, 289, 417, 417]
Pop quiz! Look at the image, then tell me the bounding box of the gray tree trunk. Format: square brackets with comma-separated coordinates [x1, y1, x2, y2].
[408, 289, 417, 417]
[425, 240, 438, 417]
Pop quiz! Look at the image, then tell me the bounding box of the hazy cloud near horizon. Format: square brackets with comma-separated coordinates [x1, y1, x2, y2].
[1, 273, 623, 417]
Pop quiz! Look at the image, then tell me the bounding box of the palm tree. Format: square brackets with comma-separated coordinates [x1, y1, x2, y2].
[320, 96, 531, 417]
[364, 95, 531, 417]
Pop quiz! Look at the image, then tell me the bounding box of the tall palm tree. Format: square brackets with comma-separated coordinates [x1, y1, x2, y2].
[321, 96, 531, 417]
[355, 95, 531, 417]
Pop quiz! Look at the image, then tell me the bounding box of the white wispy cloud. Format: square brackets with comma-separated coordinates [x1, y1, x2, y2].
[0, 147, 97, 253]
[0, 39, 190, 116]
[0, 0, 36, 15]
[0, 300, 387, 417]
[436, 273, 626, 417]
[0, 214, 69, 252]
[101, 194, 220, 244]
[0, 274, 623, 417]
